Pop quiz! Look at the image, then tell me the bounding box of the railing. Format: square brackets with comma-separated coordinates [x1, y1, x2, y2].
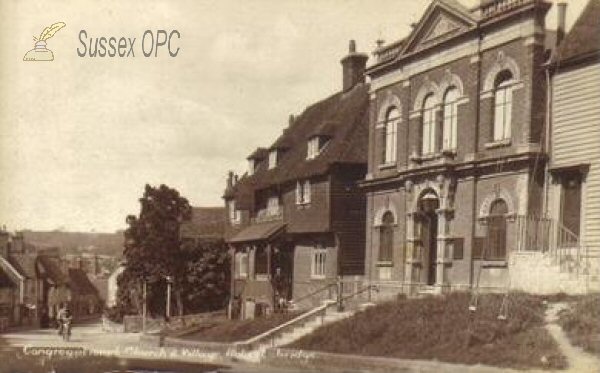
[480, 0, 534, 18]
[239, 301, 334, 350]
[374, 41, 403, 64]
[288, 282, 337, 309]
[251, 206, 283, 224]
[339, 284, 379, 309]
[515, 215, 554, 252]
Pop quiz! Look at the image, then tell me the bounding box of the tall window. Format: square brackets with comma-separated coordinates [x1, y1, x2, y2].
[422, 95, 437, 155]
[383, 108, 399, 164]
[560, 172, 582, 240]
[379, 211, 394, 262]
[311, 246, 327, 278]
[487, 199, 508, 260]
[255, 246, 268, 276]
[443, 87, 459, 151]
[229, 201, 240, 224]
[296, 180, 311, 205]
[268, 150, 278, 169]
[238, 252, 248, 278]
[267, 196, 280, 215]
[493, 71, 513, 142]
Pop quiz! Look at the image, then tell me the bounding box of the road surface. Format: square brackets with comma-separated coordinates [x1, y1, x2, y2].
[1, 320, 322, 373]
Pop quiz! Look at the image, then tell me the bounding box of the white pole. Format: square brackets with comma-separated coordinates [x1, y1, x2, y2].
[166, 279, 171, 319]
[142, 280, 147, 333]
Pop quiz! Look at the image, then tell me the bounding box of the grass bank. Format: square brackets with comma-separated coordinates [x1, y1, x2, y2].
[558, 293, 600, 356]
[182, 311, 301, 343]
[289, 292, 566, 370]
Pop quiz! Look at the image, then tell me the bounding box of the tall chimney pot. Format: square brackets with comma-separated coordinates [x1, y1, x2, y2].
[341, 40, 368, 92]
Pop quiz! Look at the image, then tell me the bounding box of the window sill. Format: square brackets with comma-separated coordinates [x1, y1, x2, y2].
[296, 202, 311, 208]
[376, 261, 393, 267]
[484, 139, 511, 149]
[411, 152, 441, 162]
[441, 149, 457, 157]
[481, 260, 508, 268]
[378, 162, 396, 170]
[310, 275, 326, 280]
[236, 274, 248, 280]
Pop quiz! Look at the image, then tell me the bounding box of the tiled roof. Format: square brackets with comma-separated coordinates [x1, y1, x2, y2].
[247, 147, 268, 160]
[8, 254, 37, 279]
[227, 221, 286, 243]
[555, 0, 600, 65]
[37, 255, 68, 285]
[180, 207, 226, 240]
[232, 83, 370, 195]
[68, 268, 99, 296]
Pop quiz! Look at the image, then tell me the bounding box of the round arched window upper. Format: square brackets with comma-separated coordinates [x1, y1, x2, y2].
[383, 107, 400, 164]
[443, 87, 459, 151]
[422, 94, 437, 155]
[493, 70, 514, 143]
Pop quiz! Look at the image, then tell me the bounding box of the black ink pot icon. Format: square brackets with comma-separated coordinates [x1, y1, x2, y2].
[23, 22, 66, 61]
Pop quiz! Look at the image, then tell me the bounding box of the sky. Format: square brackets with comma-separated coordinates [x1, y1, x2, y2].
[0, 0, 588, 233]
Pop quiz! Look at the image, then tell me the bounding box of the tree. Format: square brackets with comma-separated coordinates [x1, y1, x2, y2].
[117, 184, 191, 317]
[179, 239, 230, 313]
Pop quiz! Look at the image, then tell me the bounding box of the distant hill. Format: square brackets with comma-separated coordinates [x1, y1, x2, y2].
[20, 230, 124, 257]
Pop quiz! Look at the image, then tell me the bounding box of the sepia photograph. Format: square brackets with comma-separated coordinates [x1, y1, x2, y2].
[0, 0, 599, 372]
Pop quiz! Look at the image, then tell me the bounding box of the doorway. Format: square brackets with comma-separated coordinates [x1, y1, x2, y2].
[419, 191, 439, 286]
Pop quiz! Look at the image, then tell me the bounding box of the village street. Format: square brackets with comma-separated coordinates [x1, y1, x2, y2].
[1, 321, 322, 373]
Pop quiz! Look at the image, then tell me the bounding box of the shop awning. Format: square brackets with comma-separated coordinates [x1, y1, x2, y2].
[227, 222, 285, 243]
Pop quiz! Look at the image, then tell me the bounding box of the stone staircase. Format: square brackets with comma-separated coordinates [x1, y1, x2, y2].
[510, 247, 600, 294]
[236, 300, 355, 363]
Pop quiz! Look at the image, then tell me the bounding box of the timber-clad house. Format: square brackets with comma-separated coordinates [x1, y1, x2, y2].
[224, 42, 370, 318]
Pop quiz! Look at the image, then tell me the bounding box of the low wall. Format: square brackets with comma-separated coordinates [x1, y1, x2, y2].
[122, 311, 226, 333]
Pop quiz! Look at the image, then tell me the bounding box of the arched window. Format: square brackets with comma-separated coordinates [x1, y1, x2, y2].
[379, 211, 394, 262]
[442, 87, 459, 151]
[382, 108, 399, 164]
[493, 70, 514, 142]
[487, 199, 508, 260]
[422, 95, 437, 155]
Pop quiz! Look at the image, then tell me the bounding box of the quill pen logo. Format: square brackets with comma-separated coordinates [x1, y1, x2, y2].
[23, 22, 66, 61]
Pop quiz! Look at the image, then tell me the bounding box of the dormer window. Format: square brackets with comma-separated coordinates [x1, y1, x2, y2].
[307, 136, 324, 160]
[229, 201, 240, 224]
[268, 150, 278, 169]
[248, 159, 255, 175]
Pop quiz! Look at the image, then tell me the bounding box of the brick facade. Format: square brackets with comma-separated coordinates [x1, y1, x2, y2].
[362, 0, 552, 296]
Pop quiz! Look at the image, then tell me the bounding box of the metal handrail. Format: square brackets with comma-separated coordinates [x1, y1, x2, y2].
[288, 282, 336, 307]
[339, 284, 379, 306]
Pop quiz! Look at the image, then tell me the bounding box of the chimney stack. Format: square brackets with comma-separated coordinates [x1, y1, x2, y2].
[557, 2, 567, 47]
[341, 40, 368, 92]
[227, 171, 234, 188]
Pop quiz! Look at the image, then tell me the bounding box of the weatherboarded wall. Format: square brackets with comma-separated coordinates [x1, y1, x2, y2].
[551, 61, 600, 246]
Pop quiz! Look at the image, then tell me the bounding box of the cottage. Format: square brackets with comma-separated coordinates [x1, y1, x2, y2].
[224, 41, 370, 318]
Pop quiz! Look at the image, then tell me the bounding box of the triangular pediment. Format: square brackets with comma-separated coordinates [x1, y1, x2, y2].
[402, 0, 477, 55]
